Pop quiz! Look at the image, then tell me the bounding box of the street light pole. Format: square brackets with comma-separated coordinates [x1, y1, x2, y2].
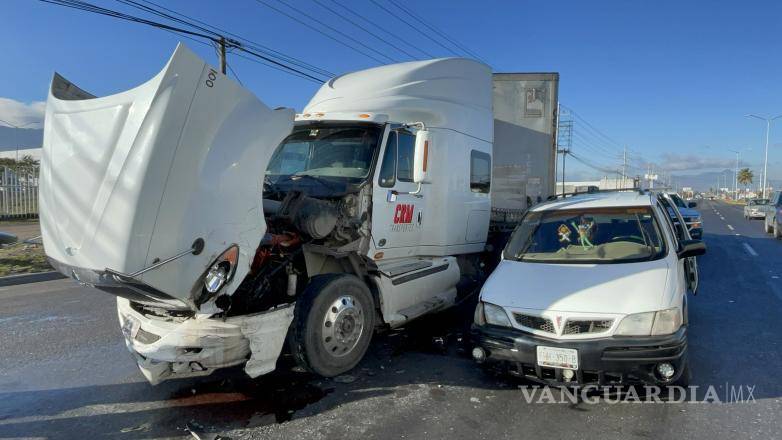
[728, 149, 741, 200]
[746, 114, 782, 199]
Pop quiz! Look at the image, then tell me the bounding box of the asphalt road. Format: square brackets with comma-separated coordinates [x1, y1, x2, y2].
[1, 199, 782, 439]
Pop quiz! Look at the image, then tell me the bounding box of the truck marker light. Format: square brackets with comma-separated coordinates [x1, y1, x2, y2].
[358, 113, 371, 118]
[373, 252, 384, 260]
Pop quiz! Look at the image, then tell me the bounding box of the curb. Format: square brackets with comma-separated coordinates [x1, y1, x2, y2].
[0, 271, 66, 287]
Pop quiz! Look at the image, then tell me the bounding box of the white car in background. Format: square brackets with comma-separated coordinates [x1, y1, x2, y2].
[472, 191, 705, 386]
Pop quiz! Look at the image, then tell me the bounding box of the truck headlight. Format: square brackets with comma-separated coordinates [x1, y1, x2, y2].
[481, 302, 512, 327]
[203, 245, 239, 295]
[615, 308, 682, 336]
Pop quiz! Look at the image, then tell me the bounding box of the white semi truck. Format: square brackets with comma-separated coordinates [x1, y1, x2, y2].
[40, 44, 558, 384]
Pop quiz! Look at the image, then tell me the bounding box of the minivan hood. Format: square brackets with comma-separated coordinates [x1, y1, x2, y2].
[481, 258, 672, 315]
[41, 44, 294, 311]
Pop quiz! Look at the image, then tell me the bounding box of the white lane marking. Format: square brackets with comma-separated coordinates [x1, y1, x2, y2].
[743, 243, 758, 257]
[727, 224, 735, 231]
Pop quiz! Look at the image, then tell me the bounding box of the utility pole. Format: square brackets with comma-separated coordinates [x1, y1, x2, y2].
[555, 103, 573, 196]
[558, 148, 569, 196]
[728, 149, 740, 200]
[218, 37, 227, 74]
[621, 146, 628, 189]
[746, 114, 782, 198]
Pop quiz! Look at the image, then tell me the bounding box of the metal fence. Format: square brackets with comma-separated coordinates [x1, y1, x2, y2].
[0, 166, 39, 219]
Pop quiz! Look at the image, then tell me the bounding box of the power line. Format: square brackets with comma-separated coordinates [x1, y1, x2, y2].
[254, 0, 391, 64]
[329, 0, 434, 59]
[385, 0, 489, 64]
[369, 0, 460, 58]
[311, 0, 419, 61]
[38, 0, 328, 83]
[134, 0, 334, 77]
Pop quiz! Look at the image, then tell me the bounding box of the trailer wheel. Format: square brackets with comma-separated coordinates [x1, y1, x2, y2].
[290, 274, 375, 377]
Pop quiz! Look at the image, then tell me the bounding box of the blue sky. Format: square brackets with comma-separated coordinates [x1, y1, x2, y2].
[3, 0, 782, 185]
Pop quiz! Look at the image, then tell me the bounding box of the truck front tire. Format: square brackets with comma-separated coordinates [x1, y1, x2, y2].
[290, 274, 375, 377]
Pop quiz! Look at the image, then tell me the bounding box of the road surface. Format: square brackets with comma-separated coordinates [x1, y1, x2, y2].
[1, 199, 781, 439]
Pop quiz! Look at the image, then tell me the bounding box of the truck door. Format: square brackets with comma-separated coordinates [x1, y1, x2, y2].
[371, 128, 424, 255]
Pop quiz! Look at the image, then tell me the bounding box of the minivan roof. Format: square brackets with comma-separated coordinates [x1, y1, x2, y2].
[531, 191, 654, 212]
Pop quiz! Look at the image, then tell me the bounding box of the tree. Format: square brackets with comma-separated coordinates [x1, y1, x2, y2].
[737, 168, 753, 193]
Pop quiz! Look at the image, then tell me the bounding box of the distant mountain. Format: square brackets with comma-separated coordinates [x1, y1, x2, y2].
[0, 126, 43, 151]
[673, 170, 780, 193]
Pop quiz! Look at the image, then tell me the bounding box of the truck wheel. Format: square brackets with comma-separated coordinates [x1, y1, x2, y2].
[775, 222, 782, 239]
[766, 219, 774, 234]
[290, 274, 375, 377]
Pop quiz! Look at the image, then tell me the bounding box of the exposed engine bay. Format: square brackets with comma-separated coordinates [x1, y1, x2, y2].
[217, 185, 374, 317]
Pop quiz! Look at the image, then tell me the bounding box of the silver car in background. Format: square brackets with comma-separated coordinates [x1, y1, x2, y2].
[744, 198, 769, 220]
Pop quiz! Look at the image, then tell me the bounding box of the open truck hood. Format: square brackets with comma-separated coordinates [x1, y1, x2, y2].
[40, 44, 294, 311]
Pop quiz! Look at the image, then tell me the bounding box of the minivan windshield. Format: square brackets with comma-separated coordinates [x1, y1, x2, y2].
[749, 199, 768, 206]
[267, 124, 382, 180]
[505, 207, 666, 264]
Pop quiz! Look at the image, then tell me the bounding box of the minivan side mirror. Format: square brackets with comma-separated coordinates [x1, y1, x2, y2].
[413, 130, 430, 184]
[687, 201, 697, 208]
[678, 239, 706, 259]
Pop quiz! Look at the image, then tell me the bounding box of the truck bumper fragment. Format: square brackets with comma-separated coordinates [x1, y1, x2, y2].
[117, 298, 294, 384]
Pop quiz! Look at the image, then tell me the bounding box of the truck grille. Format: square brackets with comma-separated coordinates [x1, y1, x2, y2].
[514, 313, 555, 334]
[562, 319, 613, 335]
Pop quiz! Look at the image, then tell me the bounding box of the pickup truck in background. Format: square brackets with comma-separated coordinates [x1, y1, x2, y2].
[667, 192, 703, 240]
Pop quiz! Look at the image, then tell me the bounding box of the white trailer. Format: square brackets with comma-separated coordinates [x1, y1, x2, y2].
[40, 44, 558, 384]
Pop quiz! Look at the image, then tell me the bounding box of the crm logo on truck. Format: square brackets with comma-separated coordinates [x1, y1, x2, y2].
[391, 204, 421, 232]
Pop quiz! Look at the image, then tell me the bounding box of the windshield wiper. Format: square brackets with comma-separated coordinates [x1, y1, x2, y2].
[276, 174, 340, 190]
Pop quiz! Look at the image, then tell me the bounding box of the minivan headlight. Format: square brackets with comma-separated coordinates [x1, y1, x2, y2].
[481, 302, 512, 327]
[615, 308, 682, 336]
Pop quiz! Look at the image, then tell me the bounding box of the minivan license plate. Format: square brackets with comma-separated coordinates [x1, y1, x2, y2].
[536, 346, 578, 370]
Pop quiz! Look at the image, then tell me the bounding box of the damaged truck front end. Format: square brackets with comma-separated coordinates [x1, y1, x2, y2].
[41, 44, 296, 384]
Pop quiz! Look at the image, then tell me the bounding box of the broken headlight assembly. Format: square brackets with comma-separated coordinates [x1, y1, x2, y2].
[202, 245, 239, 299]
[615, 307, 682, 336]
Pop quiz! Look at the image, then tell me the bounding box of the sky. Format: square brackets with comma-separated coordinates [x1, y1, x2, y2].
[2, 0, 782, 188]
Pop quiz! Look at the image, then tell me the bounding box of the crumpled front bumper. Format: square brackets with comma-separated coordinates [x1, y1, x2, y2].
[117, 298, 294, 384]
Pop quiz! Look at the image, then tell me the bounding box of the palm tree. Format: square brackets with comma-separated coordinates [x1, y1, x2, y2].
[737, 168, 753, 196]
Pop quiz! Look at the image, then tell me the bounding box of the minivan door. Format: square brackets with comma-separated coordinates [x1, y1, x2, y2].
[659, 193, 699, 294]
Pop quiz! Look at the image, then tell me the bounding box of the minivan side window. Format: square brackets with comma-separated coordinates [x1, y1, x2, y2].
[470, 150, 491, 193]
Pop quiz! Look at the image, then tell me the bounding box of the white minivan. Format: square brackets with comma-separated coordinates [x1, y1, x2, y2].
[472, 190, 705, 385]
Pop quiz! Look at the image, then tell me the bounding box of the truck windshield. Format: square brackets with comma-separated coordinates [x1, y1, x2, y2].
[267, 124, 382, 179]
[505, 207, 666, 264]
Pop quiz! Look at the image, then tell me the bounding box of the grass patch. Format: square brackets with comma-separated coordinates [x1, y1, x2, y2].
[0, 243, 52, 277]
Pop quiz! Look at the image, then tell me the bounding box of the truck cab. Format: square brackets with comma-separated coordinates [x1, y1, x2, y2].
[40, 44, 499, 383]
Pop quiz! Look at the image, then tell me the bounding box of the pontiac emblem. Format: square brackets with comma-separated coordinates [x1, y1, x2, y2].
[555, 316, 563, 329]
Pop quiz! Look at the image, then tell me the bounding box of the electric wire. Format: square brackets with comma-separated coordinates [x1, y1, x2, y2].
[254, 0, 392, 64]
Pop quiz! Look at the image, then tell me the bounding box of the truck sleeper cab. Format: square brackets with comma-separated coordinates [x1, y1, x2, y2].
[472, 191, 705, 386]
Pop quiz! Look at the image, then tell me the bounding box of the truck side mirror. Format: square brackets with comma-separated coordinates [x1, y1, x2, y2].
[413, 130, 430, 184]
[687, 201, 697, 208]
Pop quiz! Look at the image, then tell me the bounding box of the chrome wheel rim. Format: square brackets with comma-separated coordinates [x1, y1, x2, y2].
[322, 295, 365, 357]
